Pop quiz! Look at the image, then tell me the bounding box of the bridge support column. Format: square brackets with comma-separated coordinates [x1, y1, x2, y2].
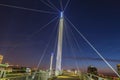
[55, 11, 64, 76]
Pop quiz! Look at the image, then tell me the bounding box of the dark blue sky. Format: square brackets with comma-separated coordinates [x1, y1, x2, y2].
[0, 0, 120, 74]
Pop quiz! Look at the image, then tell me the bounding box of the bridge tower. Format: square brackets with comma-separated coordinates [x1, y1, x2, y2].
[55, 11, 64, 76]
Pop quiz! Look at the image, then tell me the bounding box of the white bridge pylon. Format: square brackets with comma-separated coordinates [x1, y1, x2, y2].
[55, 11, 64, 76]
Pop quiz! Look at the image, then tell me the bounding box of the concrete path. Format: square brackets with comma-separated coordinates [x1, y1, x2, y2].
[54, 72, 80, 80]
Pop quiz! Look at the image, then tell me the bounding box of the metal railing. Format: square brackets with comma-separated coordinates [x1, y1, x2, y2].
[78, 73, 109, 80]
[85, 73, 108, 80]
[0, 70, 50, 80]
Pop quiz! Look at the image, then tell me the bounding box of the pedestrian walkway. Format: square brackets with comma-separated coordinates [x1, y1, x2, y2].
[54, 72, 80, 80]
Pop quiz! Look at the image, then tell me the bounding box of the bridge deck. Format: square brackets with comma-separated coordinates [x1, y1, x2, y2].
[53, 72, 80, 80]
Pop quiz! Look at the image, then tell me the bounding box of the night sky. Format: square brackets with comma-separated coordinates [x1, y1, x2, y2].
[0, 0, 120, 74]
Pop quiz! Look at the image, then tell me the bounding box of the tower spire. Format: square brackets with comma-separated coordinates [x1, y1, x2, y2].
[55, 11, 64, 76]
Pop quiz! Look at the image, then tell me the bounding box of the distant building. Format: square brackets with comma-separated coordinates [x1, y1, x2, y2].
[87, 65, 98, 75]
[6, 65, 31, 73]
[0, 55, 3, 64]
[117, 64, 120, 74]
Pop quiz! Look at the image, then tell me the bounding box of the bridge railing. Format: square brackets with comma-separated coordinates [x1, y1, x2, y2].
[0, 70, 50, 80]
[86, 73, 108, 80]
[78, 73, 108, 80]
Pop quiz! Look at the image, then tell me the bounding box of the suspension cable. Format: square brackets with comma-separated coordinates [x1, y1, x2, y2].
[64, 0, 71, 12]
[5, 16, 58, 57]
[59, 0, 63, 11]
[70, 33, 82, 79]
[40, 0, 57, 11]
[65, 16, 120, 78]
[65, 19, 83, 79]
[65, 19, 96, 73]
[29, 16, 58, 38]
[64, 18, 80, 75]
[32, 17, 59, 79]
[47, 0, 60, 12]
[0, 3, 57, 14]
[53, 20, 59, 54]
[36, 19, 59, 70]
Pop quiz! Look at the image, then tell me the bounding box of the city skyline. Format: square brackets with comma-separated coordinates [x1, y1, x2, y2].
[0, 0, 120, 75]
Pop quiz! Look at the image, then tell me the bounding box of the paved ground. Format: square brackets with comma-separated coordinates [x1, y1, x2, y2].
[54, 72, 80, 80]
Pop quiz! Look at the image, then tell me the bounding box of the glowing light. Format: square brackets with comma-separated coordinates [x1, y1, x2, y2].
[51, 52, 54, 56]
[60, 11, 63, 18]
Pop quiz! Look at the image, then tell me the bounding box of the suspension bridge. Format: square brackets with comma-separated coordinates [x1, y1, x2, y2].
[0, 0, 120, 80]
